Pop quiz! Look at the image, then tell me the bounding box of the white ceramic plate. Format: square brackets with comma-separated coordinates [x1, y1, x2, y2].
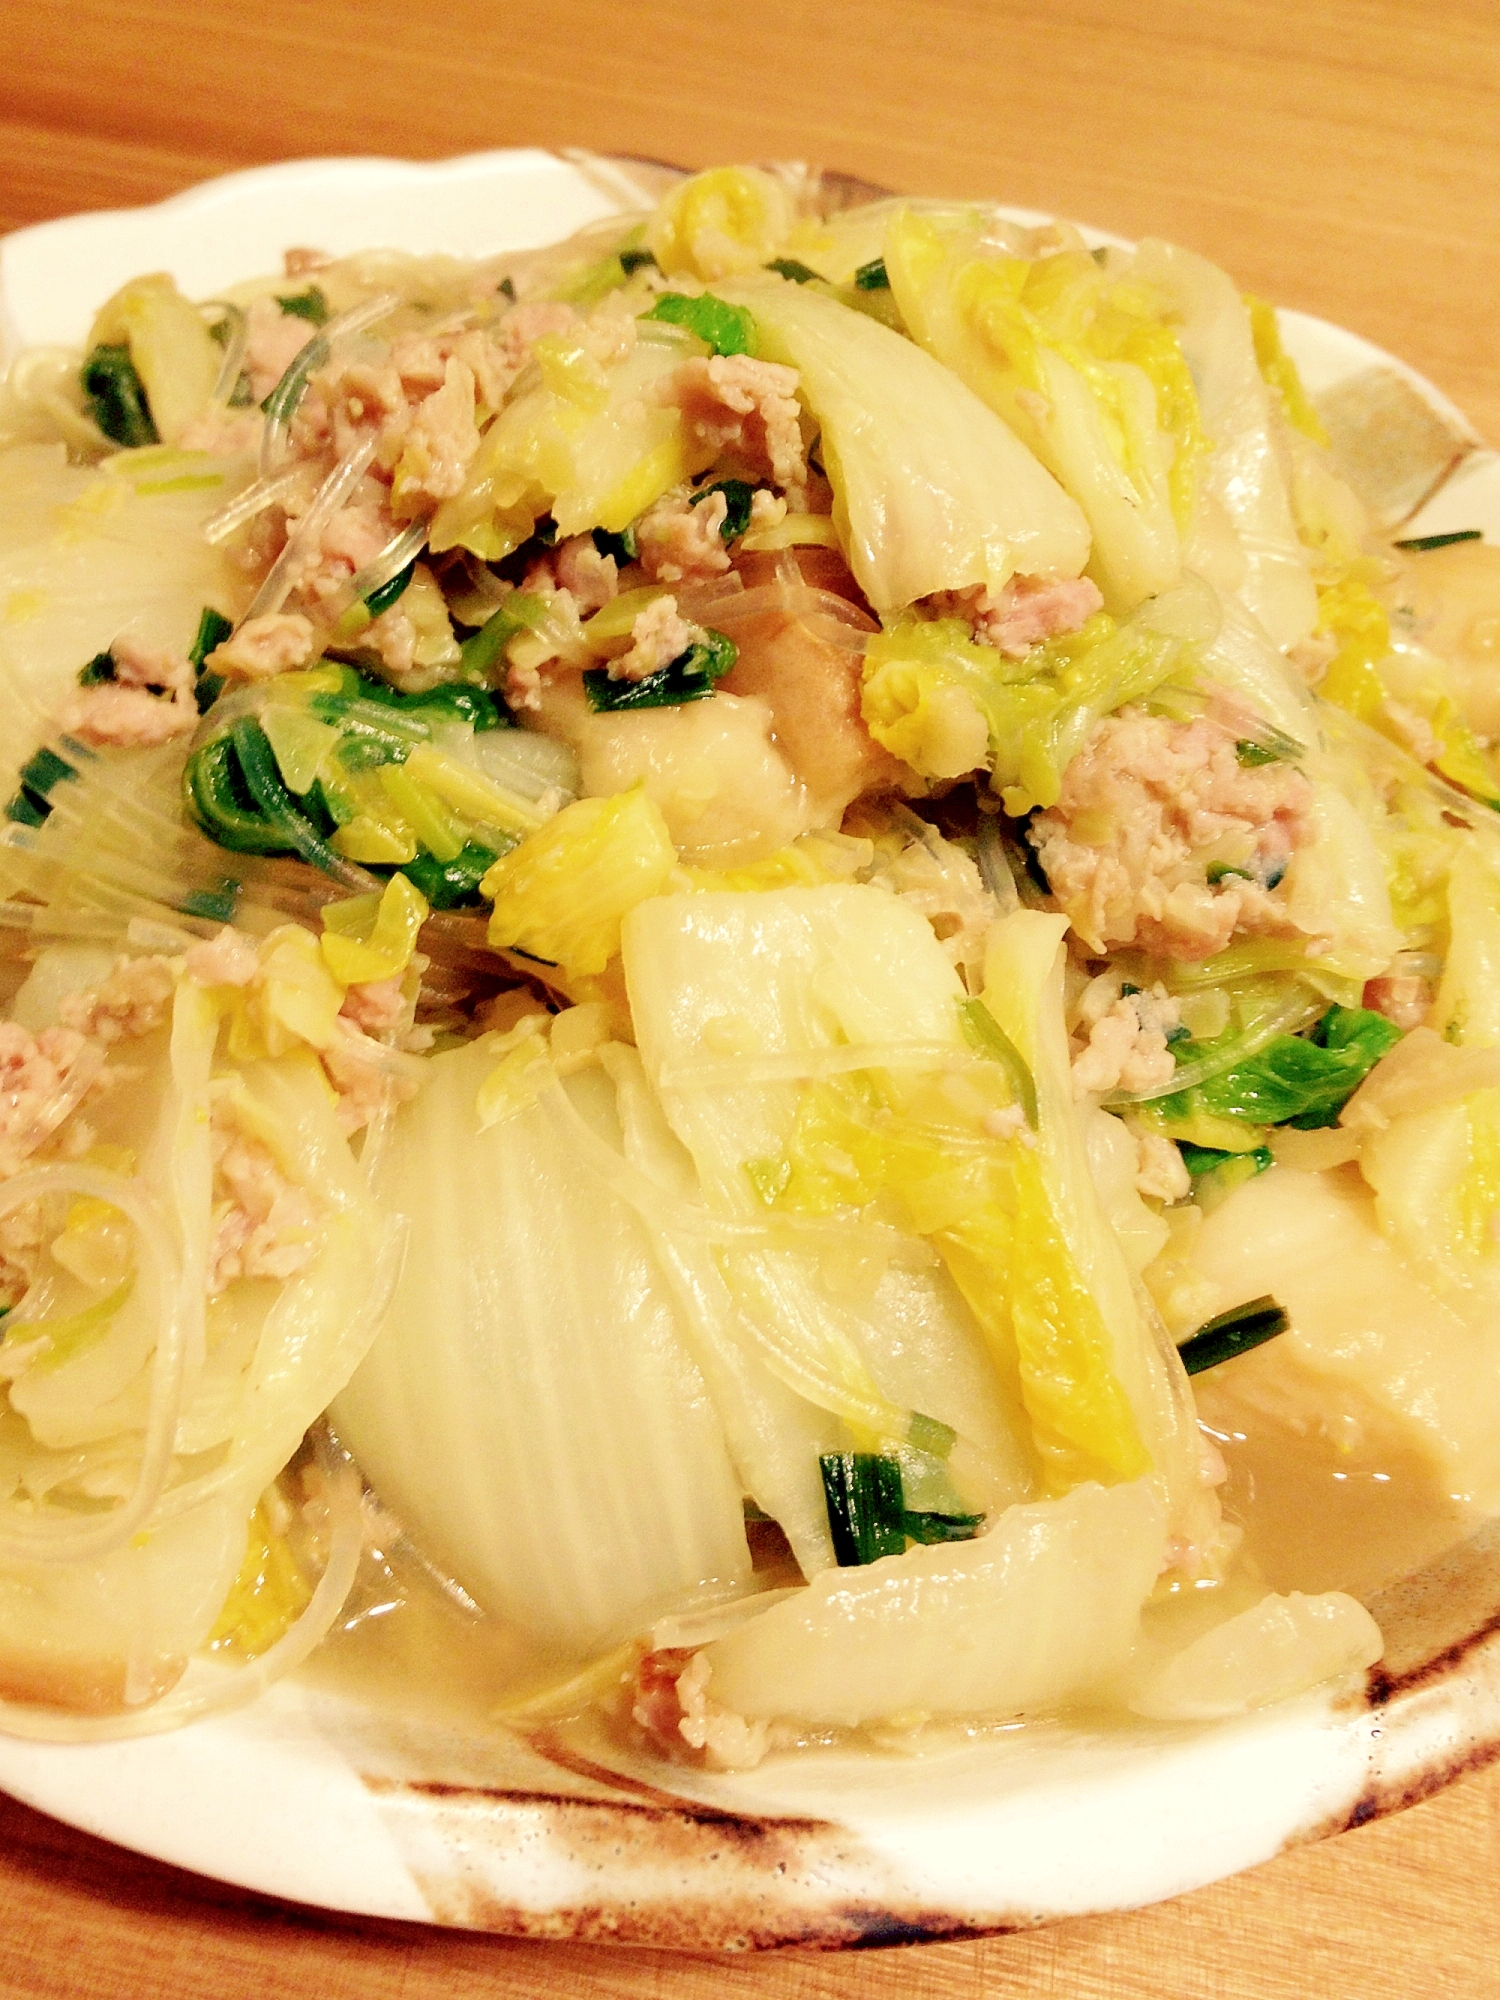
[1, 151, 1499, 1949]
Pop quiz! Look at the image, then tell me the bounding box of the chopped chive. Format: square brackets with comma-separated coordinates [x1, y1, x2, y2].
[4, 789, 49, 827]
[1178, 1294, 1290, 1375]
[766, 257, 822, 283]
[189, 607, 233, 669]
[189, 606, 233, 712]
[1393, 529, 1483, 552]
[644, 291, 757, 358]
[401, 839, 503, 910]
[1206, 861, 1255, 885]
[499, 277, 517, 301]
[907, 1410, 956, 1459]
[364, 560, 415, 620]
[275, 286, 329, 325]
[80, 343, 158, 448]
[592, 523, 638, 564]
[902, 1509, 983, 1545]
[618, 247, 657, 276]
[1235, 739, 1280, 767]
[458, 594, 548, 681]
[819, 1453, 906, 1566]
[853, 257, 890, 291]
[20, 747, 76, 798]
[957, 997, 1039, 1127]
[582, 629, 737, 712]
[183, 734, 293, 856]
[180, 879, 240, 924]
[690, 478, 755, 540]
[76, 651, 116, 687]
[227, 717, 347, 875]
[8, 743, 77, 826]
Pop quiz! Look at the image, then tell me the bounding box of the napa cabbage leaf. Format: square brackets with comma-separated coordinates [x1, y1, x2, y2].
[883, 209, 1197, 614]
[1131, 240, 1317, 649]
[861, 582, 1207, 812]
[715, 275, 1091, 610]
[333, 1032, 753, 1653]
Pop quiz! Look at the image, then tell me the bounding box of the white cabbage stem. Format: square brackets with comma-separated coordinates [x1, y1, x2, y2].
[145, 1227, 405, 1527]
[0, 1165, 186, 1565]
[0, 1455, 365, 1741]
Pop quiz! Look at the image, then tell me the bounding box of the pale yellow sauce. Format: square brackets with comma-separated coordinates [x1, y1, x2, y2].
[1195, 1377, 1475, 1602]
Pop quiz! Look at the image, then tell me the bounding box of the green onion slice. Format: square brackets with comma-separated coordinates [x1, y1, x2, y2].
[820, 1451, 983, 1564]
[643, 291, 757, 358]
[957, 998, 1039, 1127]
[1178, 1294, 1290, 1375]
[1393, 529, 1482, 552]
[820, 1453, 907, 1565]
[582, 629, 737, 712]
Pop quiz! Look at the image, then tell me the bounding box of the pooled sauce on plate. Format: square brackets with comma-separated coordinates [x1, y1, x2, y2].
[1198, 1383, 1476, 1603]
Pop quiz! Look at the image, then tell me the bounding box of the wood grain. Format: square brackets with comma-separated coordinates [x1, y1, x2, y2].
[2, 1, 1500, 1991]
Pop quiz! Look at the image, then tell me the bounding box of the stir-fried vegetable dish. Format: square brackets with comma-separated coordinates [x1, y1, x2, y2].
[0, 161, 1498, 1758]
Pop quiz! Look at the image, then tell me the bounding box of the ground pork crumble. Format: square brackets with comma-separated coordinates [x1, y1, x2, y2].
[522, 534, 618, 616]
[182, 929, 261, 988]
[928, 574, 1105, 659]
[653, 355, 808, 510]
[631, 1647, 770, 1771]
[0, 1022, 101, 1181]
[1131, 1126, 1192, 1204]
[206, 612, 317, 682]
[613, 595, 703, 681]
[1362, 971, 1432, 1032]
[208, 1095, 322, 1297]
[1031, 708, 1316, 961]
[57, 954, 175, 1046]
[637, 487, 732, 583]
[0, 935, 429, 1313]
[58, 636, 198, 749]
[1070, 986, 1181, 1099]
[0, 955, 181, 1306]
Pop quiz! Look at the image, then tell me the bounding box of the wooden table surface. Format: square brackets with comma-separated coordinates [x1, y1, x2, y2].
[3, 0, 1499, 1991]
